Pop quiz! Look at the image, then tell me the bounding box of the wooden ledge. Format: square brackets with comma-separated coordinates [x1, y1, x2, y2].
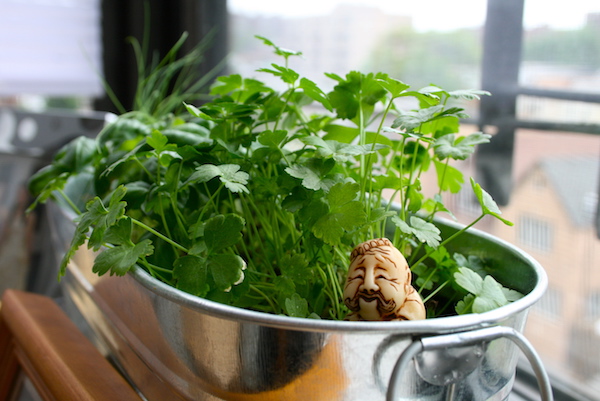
[0, 289, 141, 401]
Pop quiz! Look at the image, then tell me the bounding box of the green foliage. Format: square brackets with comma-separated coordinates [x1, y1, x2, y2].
[29, 36, 518, 320]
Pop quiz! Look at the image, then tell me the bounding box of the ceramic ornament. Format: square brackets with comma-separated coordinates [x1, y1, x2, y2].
[343, 238, 426, 321]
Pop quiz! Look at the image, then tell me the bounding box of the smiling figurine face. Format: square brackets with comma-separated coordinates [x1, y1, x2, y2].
[343, 238, 425, 321]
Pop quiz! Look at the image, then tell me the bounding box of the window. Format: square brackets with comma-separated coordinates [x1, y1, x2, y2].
[534, 286, 563, 319]
[0, 0, 103, 107]
[518, 215, 553, 252]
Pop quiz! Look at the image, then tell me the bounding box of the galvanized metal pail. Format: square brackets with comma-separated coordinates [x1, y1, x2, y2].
[56, 209, 550, 401]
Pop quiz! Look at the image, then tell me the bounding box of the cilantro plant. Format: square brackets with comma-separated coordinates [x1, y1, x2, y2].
[29, 36, 520, 320]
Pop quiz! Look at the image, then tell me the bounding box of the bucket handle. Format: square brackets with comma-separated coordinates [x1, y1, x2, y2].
[386, 326, 553, 401]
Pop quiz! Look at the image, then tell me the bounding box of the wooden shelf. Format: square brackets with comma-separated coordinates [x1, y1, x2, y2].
[0, 289, 141, 401]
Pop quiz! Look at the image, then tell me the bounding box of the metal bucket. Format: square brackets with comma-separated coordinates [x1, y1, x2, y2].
[54, 205, 550, 401]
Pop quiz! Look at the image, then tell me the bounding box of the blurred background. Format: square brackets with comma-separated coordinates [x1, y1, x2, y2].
[1, 0, 599, 399]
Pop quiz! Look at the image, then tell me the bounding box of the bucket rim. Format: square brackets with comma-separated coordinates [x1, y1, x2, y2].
[130, 220, 548, 334]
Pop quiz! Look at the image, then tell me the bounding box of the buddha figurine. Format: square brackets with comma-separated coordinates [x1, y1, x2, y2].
[343, 238, 426, 321]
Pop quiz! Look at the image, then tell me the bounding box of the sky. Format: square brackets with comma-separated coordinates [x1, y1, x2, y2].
[228, 0, 600, 32]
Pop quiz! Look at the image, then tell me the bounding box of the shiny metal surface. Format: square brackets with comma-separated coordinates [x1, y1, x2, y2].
[55, 207, 548, 401]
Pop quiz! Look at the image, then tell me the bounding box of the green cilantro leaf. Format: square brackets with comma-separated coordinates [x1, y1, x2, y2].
[434, 160, 464, 194]
[470, 178, 514, 226]
[454, 266, 483, 294]
[280, 253, 310, 284]
[173, 255, 209, 297]
[456, 294, 475, 315]
[285, 293, 309, 318]
[209, 74, 243, 95]
[392, 105, 443, 132]
[376, 76, 410, 98]
[186, 164, 250, 194]
[27, 171, 69, 213]
[409, 216, 442, 248]
[258, 130, 288, 149]
[454, 267, 510, 314]
[208, 254, 246, 291]
[434, 132, 491, 160]
[285, 158, 336, 191]
[391, 215, 441, 248]
[312, 183, 366, 245]
[299, 77, 332, 111]
[301, 136, 388, 163]
[257, 64, 299, 85]
[92, 239, 154, 276]
[255, 35, 302, 60]
[203, 214, 245, 253]
[147, 129, 169, 151]
[87, 186, 128, 250]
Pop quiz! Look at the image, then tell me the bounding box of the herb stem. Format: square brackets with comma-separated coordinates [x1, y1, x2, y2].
[412, 214, 484, 268]
[422, 280, 449, 304]
[131, 217, 189, 253]
[57, 189, 82, 215]
[250, 284, 279, 313]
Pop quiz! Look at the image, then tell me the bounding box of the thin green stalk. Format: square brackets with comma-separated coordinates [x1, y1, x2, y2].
[197, 182, 224, 223]
[131, 217, 189, 253]
[57, 189, 81, 215]
[170, 163, 188, 235]
[273, 86, 296, 132]
[250, 284, 279, 314]
[422, 280, 449, 304]
[412, 214, 484, 268]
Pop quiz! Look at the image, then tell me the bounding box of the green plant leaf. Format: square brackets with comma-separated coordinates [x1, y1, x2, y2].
[285, 293, 309, 318]
[376, 75, 410, 98]
[147, 129, 169, 151]
[327, 71, 386, 121]
[280, 253, 310, 284]
[209, 74, 243, 95]
[86, 186, 128, 250]
[255, 35, 302, 59]
[456, 294, 475, 315]
[433, 160, 464, 194]
[410, 216, 441, 248]
[454, 266, 483, 295]
[453, 253, 487, 277]
[434, 132, 491, 160]
[203, 214, 245, 253]
[502, 287, 524, 302]
[322, 124, 359, 143]
[258, 130, 288, 149]
[208, 254, 246, 291]
[285, 158, 336, 191]
[454, 267, 509, 314]
[392, 105, 443, 132]
[173, 255, 209, 297]
[258, 63, 299, 85]
[470, 178, 513, 226]
[186, 164, 249, 194]
[312, 183, 366, 245]
[473, 276, 509, 313]
[92, 239, 154, 276]
[299, 77, 332, 111]
[301, 136, 387, 163]
[103, 217, 134, 245]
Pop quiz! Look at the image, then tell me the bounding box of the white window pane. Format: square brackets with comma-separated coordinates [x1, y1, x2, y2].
[0, 0, 103, 96]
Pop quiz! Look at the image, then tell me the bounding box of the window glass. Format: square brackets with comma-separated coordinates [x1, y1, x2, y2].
[0, 0, 102, 110]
